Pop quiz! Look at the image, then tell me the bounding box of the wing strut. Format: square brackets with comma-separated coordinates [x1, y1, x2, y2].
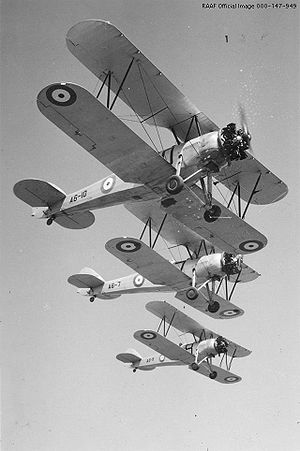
[194, 239, 212, 258]
[217, 173, 262, 220]
[96, 58, 135, 112]
[226, 182, 242, 218]
[220, 346, 237, 371]
[106, 71, 111, 108]
[109, 58, 135, 111]
[139, 213, 168, 250]
[241, 173, 262, 219]
[96, 72, 110, 99]
[214, 267, 242, 302]
[228, 269, 242, 301]
[156, 312, 176, 338]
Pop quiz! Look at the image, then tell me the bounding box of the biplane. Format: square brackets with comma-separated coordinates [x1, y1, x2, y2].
[14, 20, 288, 257]
[68, 237, 260, 319]
[117, 301, 251, 383]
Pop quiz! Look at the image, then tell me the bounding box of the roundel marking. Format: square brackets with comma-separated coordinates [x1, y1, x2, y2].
[141, 331, 157, 340]
[159, 354, 165, 362]
[46, 84, 77, 106]
[224, 376, 240, 383]
[116, 239, 142, 253]
[101, 175, 116, 194]
[133, 274, 144, 287]
[220, 309, 241, 318]
[239, 240, 264, 253]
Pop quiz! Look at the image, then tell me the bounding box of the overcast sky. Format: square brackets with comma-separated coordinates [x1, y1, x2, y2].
[2, 1, 300, 450]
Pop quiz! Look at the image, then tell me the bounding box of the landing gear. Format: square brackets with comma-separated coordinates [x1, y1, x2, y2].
[209, 371, 217, 379]
[199, 175, 221, 223]
[46, 217, 54, 226]
[191, 362, 199, 371]
[166, 174, 184, 195]
[203, 205, 221, 223]
[166, 153, 184, 195]
[133, 368, 137, 373]
[208, 300, 220, 313]
[89, 296, 95, 303]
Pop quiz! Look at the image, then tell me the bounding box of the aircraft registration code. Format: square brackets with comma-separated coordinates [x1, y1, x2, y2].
[69, 190, 87, 202]
[146, 357, 155, 363]
[108, 281, 121, 289]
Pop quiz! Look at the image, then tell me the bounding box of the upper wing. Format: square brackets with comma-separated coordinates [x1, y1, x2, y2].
[214, 155, 288, 205]
[105, 237, 191, 292]
[66, 20, 218, 142]
[146, 301, 250, 356]
[37, 82, 173, 190]
[134, 330, 194, 365]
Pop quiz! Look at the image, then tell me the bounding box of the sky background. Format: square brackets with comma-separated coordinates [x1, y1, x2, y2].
[2, 1, 300, 450]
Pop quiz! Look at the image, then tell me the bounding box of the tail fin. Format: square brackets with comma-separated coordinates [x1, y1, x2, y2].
[68, 267, 105, 289]
[116, 349, 142, 364]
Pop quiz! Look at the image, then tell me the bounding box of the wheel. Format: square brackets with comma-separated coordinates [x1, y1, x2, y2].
[133, 368, 137, 373]
[166, 175, 184, 195]
[46, 217, 54, 226]
[208, 301, 220, 313]
[191, 362, 199, 371]
[209, 371, 217, 379]
[89, 296, 95, 303]
[203, 205, 221, 223]
[186, 287, 198, 300]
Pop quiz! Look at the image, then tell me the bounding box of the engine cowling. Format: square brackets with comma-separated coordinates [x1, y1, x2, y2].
[180, 252, 243, 284]
[183, 337, 228, 362]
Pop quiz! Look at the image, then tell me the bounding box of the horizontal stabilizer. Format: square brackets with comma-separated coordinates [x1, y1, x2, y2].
[54, 211, 95, 229]
[68, 270, 104, 289]
[116, 351, 142, 364]
[14, 179, 66, 207]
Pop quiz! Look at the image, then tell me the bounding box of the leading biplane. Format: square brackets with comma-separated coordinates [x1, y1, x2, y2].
[14, 20, 288, 257]
[117, 301, 251, 383]
[68, 237, 260, 319]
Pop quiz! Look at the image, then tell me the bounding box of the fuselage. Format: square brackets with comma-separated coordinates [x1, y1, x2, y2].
[130, 337, 224, 371]
[79, 252, 242, 300]
[32, 131, 232, 221]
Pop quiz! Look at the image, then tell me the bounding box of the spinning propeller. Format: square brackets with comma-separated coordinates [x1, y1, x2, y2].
[238, 104, 253, 154]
